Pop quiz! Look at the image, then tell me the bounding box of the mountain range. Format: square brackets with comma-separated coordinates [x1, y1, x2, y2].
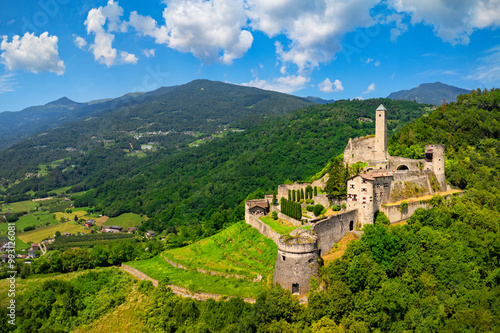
[0, 80, 313, 150]
[387, 82, 471, 105]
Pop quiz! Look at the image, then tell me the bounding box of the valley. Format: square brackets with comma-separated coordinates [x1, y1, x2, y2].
[0, 84, 499, 332]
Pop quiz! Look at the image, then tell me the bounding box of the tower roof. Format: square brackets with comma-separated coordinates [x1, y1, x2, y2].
[376, 104, 387, 111]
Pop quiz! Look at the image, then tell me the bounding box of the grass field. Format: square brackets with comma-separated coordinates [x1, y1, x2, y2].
[127, 222, 277, 297]
[54, 210, 90, 221]
[104, 213, 145, 228]
[322, 233, 359, 265]
[164, 222, 277, 280]
[1, 200, 39, 214]
[127, 255, 267, 298]
[259, 216, 298, 235]
[18, 221, 91, 243]
[38, 159, 66, 176]
[0, 211, 58, 234]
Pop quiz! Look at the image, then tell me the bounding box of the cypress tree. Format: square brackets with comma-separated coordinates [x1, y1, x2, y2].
[288, 190, 291, 201]
[273, 192, 277, 205]
[292, 190, 296, 202]
[301, 189, 305, 201]
[314, 186, 318, 196]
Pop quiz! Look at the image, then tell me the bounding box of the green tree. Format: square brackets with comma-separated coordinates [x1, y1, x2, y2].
[324, 157, 348, 199]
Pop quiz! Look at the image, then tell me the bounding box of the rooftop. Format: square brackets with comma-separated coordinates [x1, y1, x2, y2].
[376, 104, 387, 111]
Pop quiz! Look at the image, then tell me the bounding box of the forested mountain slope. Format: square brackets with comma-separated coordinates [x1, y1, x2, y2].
[4, 91, 499, 333]
[0, 80, 314, 180]
[387, 82, 471, 105]
[2, 98, 428, 235]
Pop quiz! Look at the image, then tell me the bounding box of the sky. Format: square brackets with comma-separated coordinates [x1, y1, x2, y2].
[0, 0, 499, 112]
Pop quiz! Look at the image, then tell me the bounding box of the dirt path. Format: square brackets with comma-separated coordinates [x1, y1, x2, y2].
[120, 264, 256, 303]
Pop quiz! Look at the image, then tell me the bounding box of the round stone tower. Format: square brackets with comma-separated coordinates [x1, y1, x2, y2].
[424, 144, 446, 190]
[273, 229, 320, 295]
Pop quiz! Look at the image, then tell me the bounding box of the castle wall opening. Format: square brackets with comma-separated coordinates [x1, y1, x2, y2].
[397, 165, 409, 170]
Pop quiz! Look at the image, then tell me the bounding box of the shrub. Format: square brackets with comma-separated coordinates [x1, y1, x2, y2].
[23, 225, 36, 232]
[313, 204, 325, 216]
[306, 205, 314, 212]
[341, 203, 346, 209]
[271, 211, 278, 220]
[331, 205, 341, 211]
[374, 211, 390, 225]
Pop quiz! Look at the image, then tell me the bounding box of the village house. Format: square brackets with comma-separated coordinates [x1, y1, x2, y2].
[145, 230, 156, 239]
[85, 219, 95, 228]
[128, 227, 138, 234]
[102, 225, 123, 233]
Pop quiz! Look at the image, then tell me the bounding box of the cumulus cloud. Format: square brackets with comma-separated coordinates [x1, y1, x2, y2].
[129, 0, 253, 65]
[241, 74, 309, 94]
[247, 0, 379, 72]
[0, 32, 65, 75]
[318, 78, 343, 93]
[363, 82, 375, 93]
[120, 51, 138, 64]
[73, 35, 88, 49]
[387, 0, 500, 45]
[0, 73, 17, 93]
[84, 0, 133, 66]
[142, 49, 155, 57]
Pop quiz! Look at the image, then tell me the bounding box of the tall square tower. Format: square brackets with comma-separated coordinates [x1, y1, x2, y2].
[374, 104, 388, 162]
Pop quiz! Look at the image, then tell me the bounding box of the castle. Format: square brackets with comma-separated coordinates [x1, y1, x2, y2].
[245, 104, 451, 295]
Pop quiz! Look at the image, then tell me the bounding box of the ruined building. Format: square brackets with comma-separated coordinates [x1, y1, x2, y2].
[245, 104, 450, 294]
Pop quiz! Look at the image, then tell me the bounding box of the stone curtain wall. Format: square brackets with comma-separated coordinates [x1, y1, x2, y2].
[380, 201, 431, 223]
[343, 136, 376, 165]
[312, 210, 358, 254]
[245, 210, 280, 245]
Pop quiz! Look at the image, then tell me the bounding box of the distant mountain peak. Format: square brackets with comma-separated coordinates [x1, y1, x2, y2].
[387, 82, 471, 105]
[45, 97, 78, 106]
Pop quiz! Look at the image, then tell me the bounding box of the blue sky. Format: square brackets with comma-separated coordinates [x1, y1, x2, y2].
[1, 0, 499, 111]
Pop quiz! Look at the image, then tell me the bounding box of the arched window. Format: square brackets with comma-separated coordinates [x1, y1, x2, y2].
[397, 165, 409, 171]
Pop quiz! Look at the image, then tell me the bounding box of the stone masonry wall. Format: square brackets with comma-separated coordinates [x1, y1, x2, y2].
[312, 210, 358, 254]
[380, 201, 431, 223]
[245, 211, 280, 245]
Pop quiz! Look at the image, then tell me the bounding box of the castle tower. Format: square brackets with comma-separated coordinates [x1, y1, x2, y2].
[273, 230, 320, 294]
[374, 104, 388, 162]
[424, 144, 446, 190]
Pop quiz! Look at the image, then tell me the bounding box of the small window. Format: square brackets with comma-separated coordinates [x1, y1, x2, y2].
[292, 283, 300, 294]
[379, 114, 381, 117]
[282, 256, 286, 261]
[308, 258, 314, 264]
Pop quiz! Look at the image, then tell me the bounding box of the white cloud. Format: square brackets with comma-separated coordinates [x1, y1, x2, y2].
[363, 82, 375, 93]
[120, 51, 138, 64]
[247, 0, 379, 72]
[0, 73, 17, 93]
[129, 0, 253, 65]
[366, 58, 373, 64]
[0, 32, 65, 75]
[374, 60, 380, 66]
[142, 49, 155, 57]
[164, 0, 252, 65]
[241, 75, 309, 94]
[84, 0, 133, 67]
[73, 35, 88, 49]
[387, 0, 500, 45]
[128, 11, 168, 44]
[318, 78, 343, 93]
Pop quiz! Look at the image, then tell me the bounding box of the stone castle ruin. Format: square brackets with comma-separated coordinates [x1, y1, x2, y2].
[245, 104, 453, 295]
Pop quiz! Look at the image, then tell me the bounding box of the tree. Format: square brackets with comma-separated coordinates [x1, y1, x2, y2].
[273, 192, 277, 205]
[314, 186, 318, 196]
[324, 157, 348, 199]
[313, 204, 324, 216]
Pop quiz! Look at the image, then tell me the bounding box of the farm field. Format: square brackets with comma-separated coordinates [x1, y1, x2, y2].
[104, 213, 145, 228]
[18, 221, 91, 244]
[1, 200, 39, 214]
[164, 222, 277, 281]
[0, 211, 58, 234]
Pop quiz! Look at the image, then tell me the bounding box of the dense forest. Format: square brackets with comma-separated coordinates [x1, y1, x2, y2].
[2, 98, 428, 237]
[1, 90, 499, 332]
